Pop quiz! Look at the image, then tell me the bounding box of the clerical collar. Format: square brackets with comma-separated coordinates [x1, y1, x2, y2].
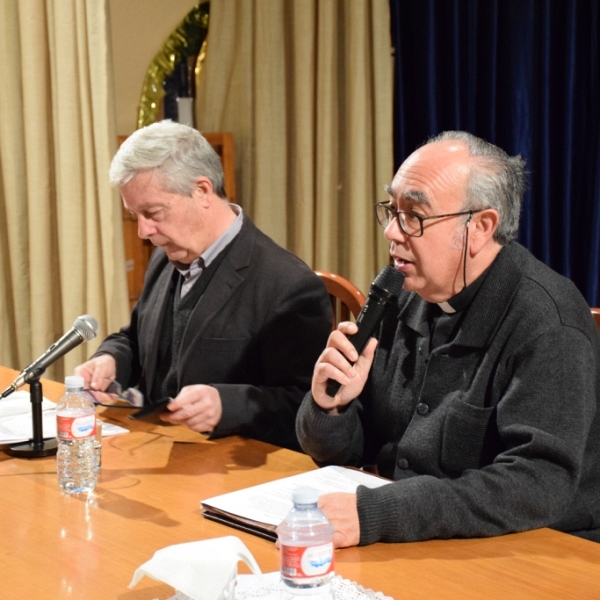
[436, 254, 499, 314]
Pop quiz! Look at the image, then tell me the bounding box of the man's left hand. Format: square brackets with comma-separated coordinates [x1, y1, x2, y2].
[160, 384, 222, 432]
[318, 492, 360, 548]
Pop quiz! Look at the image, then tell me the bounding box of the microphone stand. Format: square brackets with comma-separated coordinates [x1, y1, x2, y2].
[6, 377, 58, 458]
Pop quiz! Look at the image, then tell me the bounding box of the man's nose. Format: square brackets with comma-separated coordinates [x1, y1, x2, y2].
[137, 216, 156, 239]
[384, 217, 408, 243]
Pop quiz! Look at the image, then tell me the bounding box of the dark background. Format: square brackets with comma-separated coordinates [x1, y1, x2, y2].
[390, 0, 599, 306]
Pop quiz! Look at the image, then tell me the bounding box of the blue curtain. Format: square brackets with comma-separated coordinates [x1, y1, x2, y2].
[390, 0, 600, 307]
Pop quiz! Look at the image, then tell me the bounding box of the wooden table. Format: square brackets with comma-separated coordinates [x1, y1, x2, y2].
[1, 366, 599, 599]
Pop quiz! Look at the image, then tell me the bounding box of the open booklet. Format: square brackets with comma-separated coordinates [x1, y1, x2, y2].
[201, 465, 391, 542]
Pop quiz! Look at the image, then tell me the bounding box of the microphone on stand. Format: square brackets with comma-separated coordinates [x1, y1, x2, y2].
[1, 315, 99, 399]
[326, 266, 405, 397]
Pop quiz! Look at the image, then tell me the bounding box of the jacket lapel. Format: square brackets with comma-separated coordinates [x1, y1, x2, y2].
[178, 217, 256, 360]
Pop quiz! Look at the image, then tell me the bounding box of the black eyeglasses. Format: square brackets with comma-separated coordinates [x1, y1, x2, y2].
[85, 379, 144, 408]
[375, 202, 482, 237]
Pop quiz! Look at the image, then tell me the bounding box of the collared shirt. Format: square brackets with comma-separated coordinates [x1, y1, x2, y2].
[173, 204, 244, 298]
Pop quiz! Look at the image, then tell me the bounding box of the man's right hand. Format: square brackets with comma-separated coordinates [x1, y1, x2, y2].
[74, 354, 117, 390]
[311, 321, 378, 413]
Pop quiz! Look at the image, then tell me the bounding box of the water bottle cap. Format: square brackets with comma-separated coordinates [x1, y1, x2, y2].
[293, 486, 319, 505]
[64, 375, 84, 388]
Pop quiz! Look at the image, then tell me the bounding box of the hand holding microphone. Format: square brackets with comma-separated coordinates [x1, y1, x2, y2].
[322, 266, 405, 399]
[1, 315, 99, 399]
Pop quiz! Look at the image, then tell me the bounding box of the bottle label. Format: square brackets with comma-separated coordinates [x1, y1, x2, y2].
[280, 542, 334, 579]
[57, 414, 96, 440]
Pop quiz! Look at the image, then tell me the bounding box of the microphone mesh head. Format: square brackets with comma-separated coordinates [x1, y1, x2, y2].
[73, 315, 99, 341]
[372, 265, 405, 298]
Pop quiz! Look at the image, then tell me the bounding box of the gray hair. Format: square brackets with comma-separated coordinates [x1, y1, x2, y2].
[426, 131, 526, 245]
[109, 120, 226, 198]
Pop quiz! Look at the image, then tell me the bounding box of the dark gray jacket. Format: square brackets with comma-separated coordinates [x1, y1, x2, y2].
[297, 242, 600, 543]
[97, 217, 332, 451]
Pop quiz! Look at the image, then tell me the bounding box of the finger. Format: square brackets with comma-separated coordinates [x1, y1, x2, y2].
[327, 330, 359, 363]
[336, 321, 359, 336]
[313, 348, 357, 384]
[173, 383, 220, 406]
[333, 530, 350, 549]
[90, 370, 108, 390]
[313, 377, 362, 412]
[161, 409, 212, 432]
[184, 415, 215, 432]
[356, 338, 379, 371]
[159, 409, 192, 426]
[164, 402, 200, 421]
[90, 357, 116, 389]
[328, 337, 378, 391]
[168, 385, 206, 409]
[354, 337, 378, 373]
[73, 364, 93, 387]
[313, 336, 376, 403]
[87, 389, 114, 404]
[88, 367, 106, 390]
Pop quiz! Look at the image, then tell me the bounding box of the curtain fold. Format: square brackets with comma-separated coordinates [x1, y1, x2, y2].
[0, 0, 128, 381]
[195, 0, 393, 295]
[390, 0, 600, 307]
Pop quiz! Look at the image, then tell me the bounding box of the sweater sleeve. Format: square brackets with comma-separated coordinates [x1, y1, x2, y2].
[296, 392, 366, 465]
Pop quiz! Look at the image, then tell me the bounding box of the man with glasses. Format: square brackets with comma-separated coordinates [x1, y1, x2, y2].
[75, 120, 332, 451]
[297, 131, 600, 546]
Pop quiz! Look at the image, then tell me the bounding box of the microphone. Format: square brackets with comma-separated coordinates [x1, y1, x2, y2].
[1, 315, 99, 399]
[326, 266, 405, 396]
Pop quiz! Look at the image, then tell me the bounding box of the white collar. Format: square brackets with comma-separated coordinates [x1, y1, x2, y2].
[437, 301, 456, 314]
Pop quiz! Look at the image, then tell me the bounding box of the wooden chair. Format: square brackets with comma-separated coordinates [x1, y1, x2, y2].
[315, 271, 366, 330]
[591, 308, 600, 332]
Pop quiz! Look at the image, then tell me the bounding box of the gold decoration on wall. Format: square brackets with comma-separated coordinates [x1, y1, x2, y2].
[137, 2, 210, 129]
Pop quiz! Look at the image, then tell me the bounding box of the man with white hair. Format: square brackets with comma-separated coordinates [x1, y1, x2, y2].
[76, 120, 332, 451]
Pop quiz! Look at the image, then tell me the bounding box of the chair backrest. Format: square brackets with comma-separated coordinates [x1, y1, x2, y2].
[315, 271, 366, 330]
[591, 308, 600, 332]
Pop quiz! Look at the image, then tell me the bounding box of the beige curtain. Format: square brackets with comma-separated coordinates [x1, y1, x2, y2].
[0, 0, 129, 382]
[195, 0, 393, 296]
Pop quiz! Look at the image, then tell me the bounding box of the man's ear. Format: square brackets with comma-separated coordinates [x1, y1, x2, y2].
[193, 176, 214, 205]
[469, 208, 499, 255]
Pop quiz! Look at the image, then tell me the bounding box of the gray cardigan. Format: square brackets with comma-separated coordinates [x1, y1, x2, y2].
[297, 242, 600, 543]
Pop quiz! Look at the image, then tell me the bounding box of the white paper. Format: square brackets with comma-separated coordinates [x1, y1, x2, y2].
[0, 391, 55, 418]
[201, 465, 390, 527]
[0, 392, 129, 443]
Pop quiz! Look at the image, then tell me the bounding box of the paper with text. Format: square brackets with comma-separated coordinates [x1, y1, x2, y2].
[201, 465, 390, 527]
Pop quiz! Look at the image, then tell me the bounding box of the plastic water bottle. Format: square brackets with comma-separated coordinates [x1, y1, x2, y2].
[56, 375, 98, 494]
[279, 486, 335, 599]
[93, 420, 102, 473]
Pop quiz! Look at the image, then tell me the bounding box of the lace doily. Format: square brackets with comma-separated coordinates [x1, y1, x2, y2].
[168, 571, 393, 600]
[234, 572, 393, 600]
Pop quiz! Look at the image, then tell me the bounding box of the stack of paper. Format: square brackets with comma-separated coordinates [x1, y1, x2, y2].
[0, 391, 128, 444]
[201, 465, 391, 541]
